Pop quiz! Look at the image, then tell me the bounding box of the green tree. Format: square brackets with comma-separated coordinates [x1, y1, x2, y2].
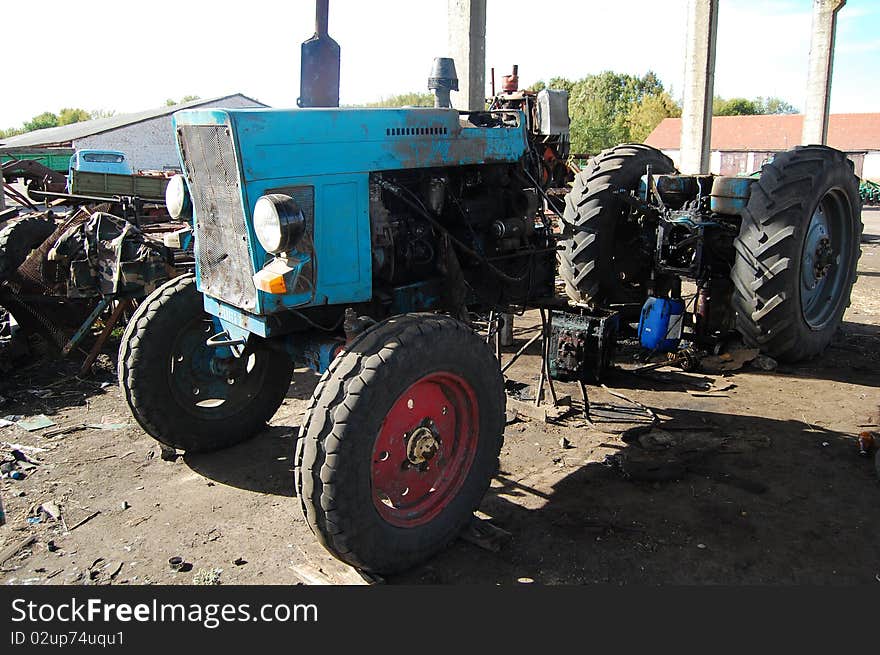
[570, 71, 667, 153]
[2, 106, 113, 140]
[713, 95, 798, 116]
[23, 112, 59, 132]
[525, 71, 676, 153]
[0, 127, 24, 139]
[165, 95, 201, 106]
[362, 92, 434, 108]
[627, 91, 681, 142]
[757, 96, 798, 114]
[713, 97, 762, 115]
[58, 108, 92, 125]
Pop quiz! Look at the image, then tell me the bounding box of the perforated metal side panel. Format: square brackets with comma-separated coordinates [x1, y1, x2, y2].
[178, 124, 256, 309]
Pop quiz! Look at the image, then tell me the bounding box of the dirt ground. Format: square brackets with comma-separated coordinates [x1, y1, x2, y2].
[1, 208, 878, 586]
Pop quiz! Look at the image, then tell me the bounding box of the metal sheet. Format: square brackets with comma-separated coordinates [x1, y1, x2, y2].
[178, 124, 257, 310]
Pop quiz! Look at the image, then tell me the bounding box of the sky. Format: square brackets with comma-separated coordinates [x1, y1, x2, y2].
[0, 0, 877, 129]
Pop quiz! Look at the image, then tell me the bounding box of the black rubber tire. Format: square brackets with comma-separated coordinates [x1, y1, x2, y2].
[118, 274, 294, 453]
[295, 313, 505, 574]
[558, 143, 676, 306]
[731, 146, 862, 362]
[0, 216, 56, 280]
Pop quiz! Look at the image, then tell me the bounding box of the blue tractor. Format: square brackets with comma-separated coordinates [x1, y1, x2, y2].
[118, 53, 574, 572]
[118, 6, 861, 573]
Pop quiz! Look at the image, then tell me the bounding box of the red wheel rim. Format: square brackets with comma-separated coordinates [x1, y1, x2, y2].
[371, 371, 479, 528]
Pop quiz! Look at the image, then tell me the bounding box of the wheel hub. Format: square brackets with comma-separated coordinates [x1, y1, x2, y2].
[798, 191, 854, 330]
[406, 423, 440, 465]
[813, 237, 834, 280]
[169, 318, 268, 416]
[370, 371, 479, 528]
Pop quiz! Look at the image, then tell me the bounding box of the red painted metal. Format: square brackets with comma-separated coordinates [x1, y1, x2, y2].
[371, 371, 479, 528]
[501, 64, 519, 93]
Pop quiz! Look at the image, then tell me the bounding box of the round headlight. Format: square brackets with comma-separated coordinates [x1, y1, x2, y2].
[165, 174, 192, 220]
[253, 194, 306, 254]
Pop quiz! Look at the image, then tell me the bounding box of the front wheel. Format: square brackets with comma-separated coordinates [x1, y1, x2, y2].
[118, 274, 294, 452]
[295, 313, 505, 574]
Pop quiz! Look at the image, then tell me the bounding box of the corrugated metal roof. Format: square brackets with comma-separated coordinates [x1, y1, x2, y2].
[0, 94, 267, 148]
[645, 113, 880, 152]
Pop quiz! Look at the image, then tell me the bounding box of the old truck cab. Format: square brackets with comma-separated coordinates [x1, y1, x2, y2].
[67, 150, 133, 187]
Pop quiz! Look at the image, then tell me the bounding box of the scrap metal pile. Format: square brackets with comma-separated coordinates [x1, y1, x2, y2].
[0, 197, 192, 374]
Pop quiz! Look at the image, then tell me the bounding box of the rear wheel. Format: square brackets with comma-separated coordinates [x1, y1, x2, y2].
[558, 143, 676, 310]
[118, 274, 294, 452]
[731, 146, 862, 362]
[295, 313, 505, 574]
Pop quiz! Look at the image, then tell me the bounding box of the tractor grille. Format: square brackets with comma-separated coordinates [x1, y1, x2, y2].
[178, 124, 256, 309]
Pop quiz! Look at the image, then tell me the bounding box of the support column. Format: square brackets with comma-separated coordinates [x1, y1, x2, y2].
[802, 0, 845, 145]
[447, 0, 487, 111]
[679, 0, 719, 174]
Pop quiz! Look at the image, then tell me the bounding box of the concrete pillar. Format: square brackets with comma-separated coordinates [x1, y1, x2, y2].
[802, 0, 845, 145]
[679, 0, 719, 175]
[447, 0, 486, 111]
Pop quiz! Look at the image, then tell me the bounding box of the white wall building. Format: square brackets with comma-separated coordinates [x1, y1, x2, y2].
[0, 94, 266, 172]
[645, 113, 880, 181]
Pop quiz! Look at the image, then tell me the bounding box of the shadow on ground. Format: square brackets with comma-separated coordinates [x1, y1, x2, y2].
[391, 407, 879, 584]
[183, 371, 320, 496]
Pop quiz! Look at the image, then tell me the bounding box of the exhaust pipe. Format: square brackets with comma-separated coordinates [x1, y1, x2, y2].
[428, 57, 458, 109]
[298, 0, 341, 108]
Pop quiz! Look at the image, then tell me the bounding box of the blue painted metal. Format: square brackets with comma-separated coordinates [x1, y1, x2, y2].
[61, 296, 111, 356]
[709, 176, 756, 215]
[174, 106, 529, 340]
[390, 279, 444, 314]
[286, 337, 344, 374]
[203, 295, 271, 338]
[68, 149, 132, 178]
[638, 174, 698, 202]
[638, 297, 685, 352]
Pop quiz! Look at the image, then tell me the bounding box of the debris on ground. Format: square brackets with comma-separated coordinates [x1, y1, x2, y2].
[192, 568, 222, 585]
[39, 500, 62, 522]
[460, 515, 513, 553]
[687, 380, 736, 397]
[68, 510, 100, 531]
[1, 442, 44, 482]
[699, 348, 759, 373]
[15, 414, 56, 431]
[159, 446, 178, 461]
[606, 424, 773, 483]
[751, 354, 778, 371]
[0, 536, 36, 569]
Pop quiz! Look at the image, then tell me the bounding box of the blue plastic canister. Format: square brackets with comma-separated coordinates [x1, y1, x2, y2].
[638, 297, 685, 352]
